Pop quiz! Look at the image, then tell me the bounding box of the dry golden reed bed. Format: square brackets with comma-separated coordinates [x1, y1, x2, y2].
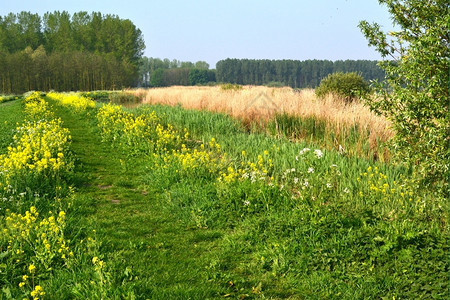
[129, 86, 393, 159]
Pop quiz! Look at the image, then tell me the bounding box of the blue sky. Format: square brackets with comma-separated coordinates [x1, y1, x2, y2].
[1, 0, 394, 68]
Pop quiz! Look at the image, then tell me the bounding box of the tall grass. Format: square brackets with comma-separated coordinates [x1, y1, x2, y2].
[129, 86, 393, 161]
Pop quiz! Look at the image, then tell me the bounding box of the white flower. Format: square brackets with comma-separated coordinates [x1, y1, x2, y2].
[314, 149, 323, 159]
[326, 183, 332, 189]
[293, 177, 299, 184]
[307, 167, 314, 173]
[303, 180, 309, 187]
[299, 148, 310, 155]
[243, 200, 250, 206]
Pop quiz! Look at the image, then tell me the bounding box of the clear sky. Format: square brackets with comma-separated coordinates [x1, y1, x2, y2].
[1, 0, 395, 68]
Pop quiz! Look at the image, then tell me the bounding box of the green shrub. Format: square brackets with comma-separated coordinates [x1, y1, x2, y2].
[359, 0, 449, 193]
[315, 72, 371, 102]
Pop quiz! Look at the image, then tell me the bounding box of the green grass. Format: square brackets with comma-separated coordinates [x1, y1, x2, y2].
[0, 98, 24, 155]
[51, 103, 232, 298]
[1, 96, 448, 299]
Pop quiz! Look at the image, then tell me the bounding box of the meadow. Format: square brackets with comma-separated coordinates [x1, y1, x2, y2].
[0, 90, 448, 299]
[129, 86, 393, 162]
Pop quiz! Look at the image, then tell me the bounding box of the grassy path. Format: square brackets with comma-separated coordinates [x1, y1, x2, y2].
[54, 105, 230, 299]
[43, 98, 449, 299]
[0, 100, 25, 155]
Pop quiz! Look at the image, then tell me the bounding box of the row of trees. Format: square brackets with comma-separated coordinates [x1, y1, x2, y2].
[1, 47, 136, 93]
[148, 68, 216, 87]
[138, 57, 214, 87]
[0, 11, 144, 93]
[215, 59, 385, 88]
[139, 58, 384, 88]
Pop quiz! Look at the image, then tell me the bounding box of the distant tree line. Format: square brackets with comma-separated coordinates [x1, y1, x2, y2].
[138, 58, 384, 89]
[0, 11, 145, 93]
[0, 12, 385, 93]
[215, 58, 385, 88]
[139, 57, 215, 87]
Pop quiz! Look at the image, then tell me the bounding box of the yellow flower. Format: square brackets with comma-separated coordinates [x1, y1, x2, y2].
[28, 264, 36, 273]
[19, 282, 25, 287]
[30, 285, 45, 298]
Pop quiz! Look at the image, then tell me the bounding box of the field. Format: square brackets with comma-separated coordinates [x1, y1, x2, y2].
[129, 86, 393, 162]
[0, 91, 448, 299]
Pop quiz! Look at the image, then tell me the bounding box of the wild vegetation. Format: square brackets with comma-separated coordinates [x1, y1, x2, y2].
[129, 86, 392, 161]
[1, 91, 447, 298]
[0, 0, 448, 298]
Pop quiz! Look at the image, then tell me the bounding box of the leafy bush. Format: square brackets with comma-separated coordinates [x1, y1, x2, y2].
[359, 0, 449, 192]
[315, 72, 371, 102]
